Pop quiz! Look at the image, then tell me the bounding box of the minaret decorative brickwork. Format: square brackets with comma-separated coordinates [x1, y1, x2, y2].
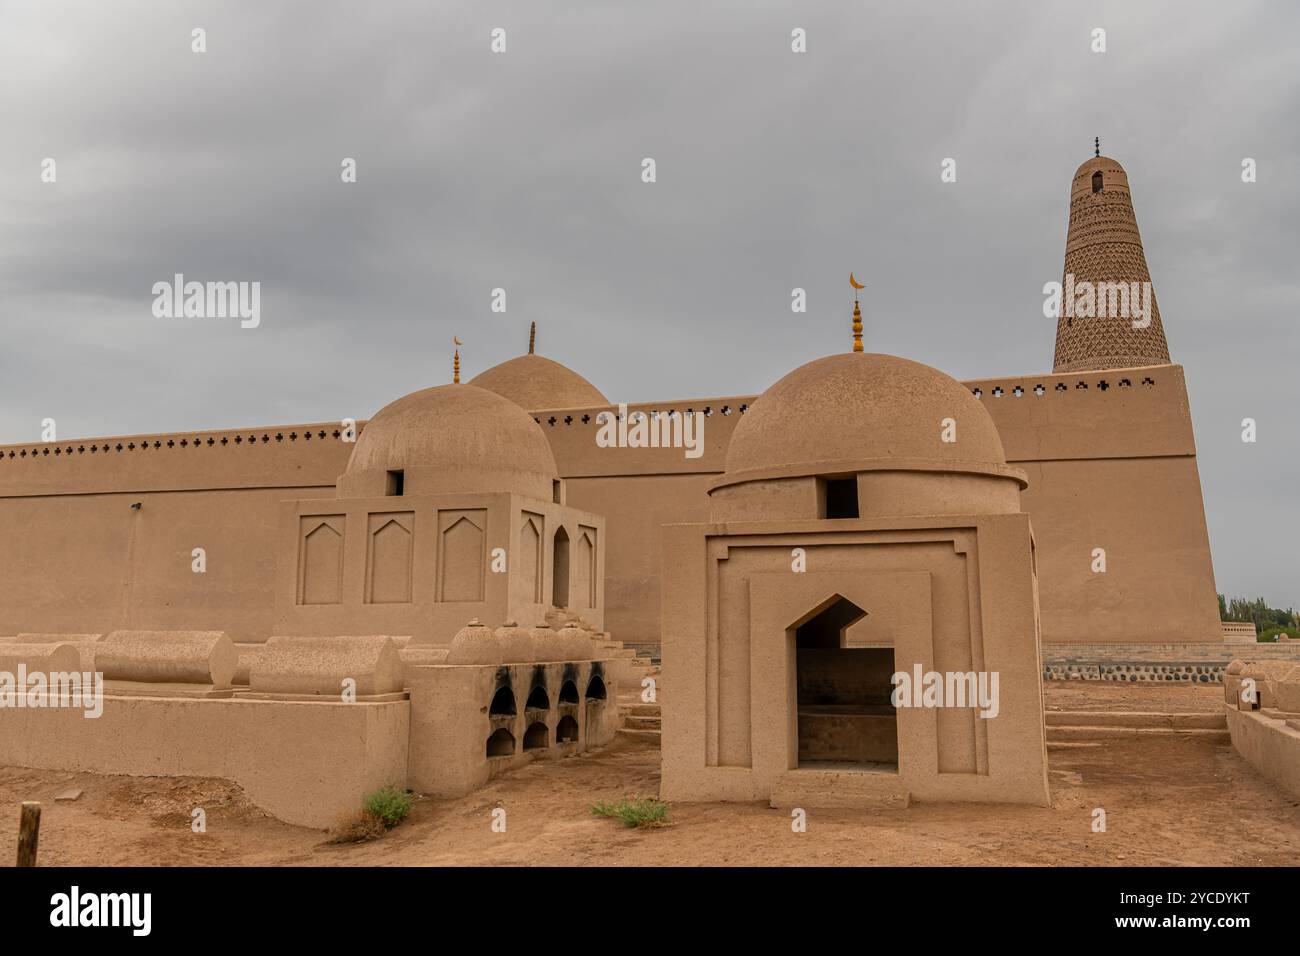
[1052, 152, 1171, 372]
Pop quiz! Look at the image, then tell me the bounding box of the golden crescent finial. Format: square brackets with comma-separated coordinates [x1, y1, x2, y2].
[849, 272, 865, 290]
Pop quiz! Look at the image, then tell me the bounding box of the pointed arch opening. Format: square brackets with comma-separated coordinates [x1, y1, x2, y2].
[486, 728, 515, 758]
[525, 685, 549, 711]
[524, 721, 549, 751]
[556, 715, 579, 744]
[489, 685, 516, 717]
[559, 679, 579, 704]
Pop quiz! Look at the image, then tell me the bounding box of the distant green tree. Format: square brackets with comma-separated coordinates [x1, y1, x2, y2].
[1219, 593, 1298, 632]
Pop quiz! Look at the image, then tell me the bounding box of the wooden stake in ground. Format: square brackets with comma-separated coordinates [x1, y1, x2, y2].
[17, 802, 40, 867]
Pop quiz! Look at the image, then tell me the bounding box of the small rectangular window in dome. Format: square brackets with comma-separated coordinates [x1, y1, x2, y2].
[820, 477, 859, 519]
[386, 470, 404, 496]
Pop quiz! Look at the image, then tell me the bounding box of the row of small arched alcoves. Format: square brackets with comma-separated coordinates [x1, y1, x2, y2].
[485, 673, 608, 757]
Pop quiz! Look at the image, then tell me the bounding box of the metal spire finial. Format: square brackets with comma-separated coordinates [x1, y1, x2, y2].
[849, 273, 866, 353]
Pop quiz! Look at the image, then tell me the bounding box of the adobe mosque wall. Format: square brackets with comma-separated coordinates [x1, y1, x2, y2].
[0, 363, 1219, 649]
[0, 423, 352, 643]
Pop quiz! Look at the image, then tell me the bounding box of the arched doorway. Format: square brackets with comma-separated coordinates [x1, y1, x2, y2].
[792, 595, 898, 771]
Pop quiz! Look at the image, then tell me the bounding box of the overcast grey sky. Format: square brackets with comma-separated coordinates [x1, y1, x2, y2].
[1, 0, 1297, 606]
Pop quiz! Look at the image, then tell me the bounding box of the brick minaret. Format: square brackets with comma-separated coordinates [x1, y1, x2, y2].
[1052, 149, 1171, 372]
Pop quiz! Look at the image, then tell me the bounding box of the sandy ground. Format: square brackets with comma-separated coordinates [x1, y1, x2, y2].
[2, 682, 1296, 866]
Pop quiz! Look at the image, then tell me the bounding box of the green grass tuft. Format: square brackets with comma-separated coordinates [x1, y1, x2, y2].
[362, 784, 413, 827]
[590, 797, 669, 828]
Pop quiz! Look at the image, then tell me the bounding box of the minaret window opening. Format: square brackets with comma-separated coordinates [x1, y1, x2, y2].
[1091, 171, 1103, 194]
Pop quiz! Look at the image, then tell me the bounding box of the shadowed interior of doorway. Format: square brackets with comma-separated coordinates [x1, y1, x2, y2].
[794, 595, 898, 771]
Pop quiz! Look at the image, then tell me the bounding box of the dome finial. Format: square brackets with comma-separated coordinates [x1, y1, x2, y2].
[1095, 136, 1100, 158]
[528, 321, 536, 354]
[849, 272, 866, 353]
[452, 335, 463, 383]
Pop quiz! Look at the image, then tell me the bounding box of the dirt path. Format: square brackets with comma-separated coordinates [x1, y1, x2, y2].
[2, 684, 1296, 866]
